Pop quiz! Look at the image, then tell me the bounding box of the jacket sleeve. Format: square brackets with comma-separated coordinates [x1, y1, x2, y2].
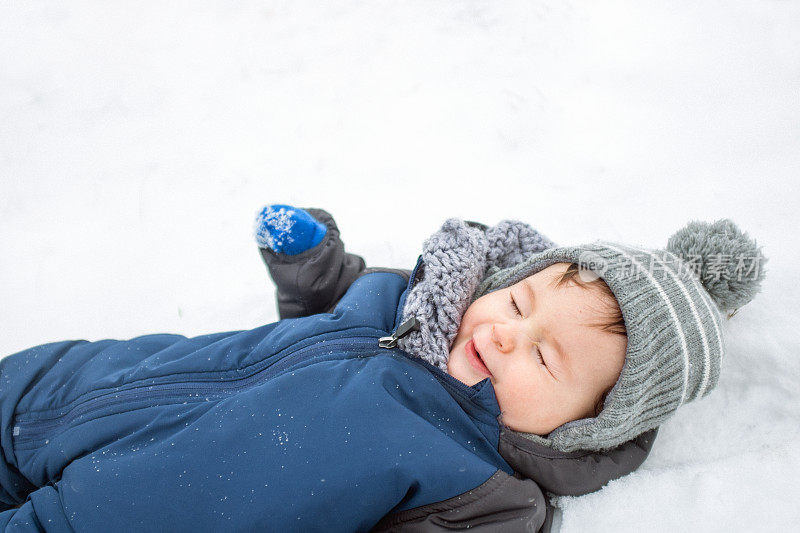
[371, 470, 548, 532]
[258, 207, 368, 319]
[0, 485, 73, 531]
[1, 340, 94, 529]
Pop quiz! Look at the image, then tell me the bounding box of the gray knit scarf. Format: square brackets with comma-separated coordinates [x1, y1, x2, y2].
[397, 218, 555, 371]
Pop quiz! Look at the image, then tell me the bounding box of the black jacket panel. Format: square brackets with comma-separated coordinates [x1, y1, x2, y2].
[498, 427, 658, 496]
[372, 470, 547, 532]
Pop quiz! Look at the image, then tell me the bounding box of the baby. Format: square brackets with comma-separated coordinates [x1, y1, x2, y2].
[257, 203, 767, 455]
[0, 204, 766, 532]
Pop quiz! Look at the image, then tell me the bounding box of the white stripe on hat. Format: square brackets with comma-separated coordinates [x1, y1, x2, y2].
[663, 250, 724, 397]
[602, 243, 691, 406]
[636, 248, 713, 401]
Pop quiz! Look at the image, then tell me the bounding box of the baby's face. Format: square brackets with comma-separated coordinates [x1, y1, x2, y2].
[448, 263, 627, 435]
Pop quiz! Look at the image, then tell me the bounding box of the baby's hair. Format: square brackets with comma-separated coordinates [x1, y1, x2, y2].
[551, 263, 627, 337]
[552, 262, 627, 418]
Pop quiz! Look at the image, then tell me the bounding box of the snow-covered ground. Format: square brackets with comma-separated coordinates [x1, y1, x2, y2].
[2, 1, 798, 530]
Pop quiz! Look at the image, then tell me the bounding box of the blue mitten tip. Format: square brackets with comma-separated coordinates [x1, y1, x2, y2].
[254, 204, 327, 255]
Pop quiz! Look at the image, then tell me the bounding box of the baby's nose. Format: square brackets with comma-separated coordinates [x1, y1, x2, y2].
[492, 324, 515, 353]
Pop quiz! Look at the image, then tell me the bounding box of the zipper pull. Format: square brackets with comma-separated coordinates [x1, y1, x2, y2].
[379, 317, 420, 349]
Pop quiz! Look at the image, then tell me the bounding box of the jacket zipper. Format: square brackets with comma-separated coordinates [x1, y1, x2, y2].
[13, 335, 384, 446]
[378, 317, 419, 348]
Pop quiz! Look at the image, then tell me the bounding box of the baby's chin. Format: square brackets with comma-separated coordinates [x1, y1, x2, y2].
[446, 338, 465, 372]
[445, 346, 463, 379]
[445, 350, 456, 375]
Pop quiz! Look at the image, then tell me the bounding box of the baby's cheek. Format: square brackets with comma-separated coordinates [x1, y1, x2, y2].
[497, 383, 551, 428]
[494, 388, 523, 418]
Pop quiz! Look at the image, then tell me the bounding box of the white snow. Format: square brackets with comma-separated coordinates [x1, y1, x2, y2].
[1, 1, 798, 531]
[253, 205, 297, 251]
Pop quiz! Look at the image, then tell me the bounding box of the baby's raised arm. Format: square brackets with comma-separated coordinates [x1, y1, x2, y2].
[254, 205, 368, 319]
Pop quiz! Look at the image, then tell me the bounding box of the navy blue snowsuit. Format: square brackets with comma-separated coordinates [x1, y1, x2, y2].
[0, 209, 656, 531]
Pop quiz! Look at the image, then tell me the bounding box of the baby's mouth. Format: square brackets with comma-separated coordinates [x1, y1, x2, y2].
[466, 339, 493, 377]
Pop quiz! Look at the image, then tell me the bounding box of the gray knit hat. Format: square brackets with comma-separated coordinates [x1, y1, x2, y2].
[473, 219, 768, 452]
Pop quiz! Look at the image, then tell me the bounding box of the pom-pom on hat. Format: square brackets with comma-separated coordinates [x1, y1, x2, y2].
[666, 219, 766, 316]
[473, 218, 767, 452]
